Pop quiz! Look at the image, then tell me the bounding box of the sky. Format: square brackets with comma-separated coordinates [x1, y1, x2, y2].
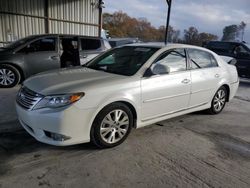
[104, 0, 250, 42]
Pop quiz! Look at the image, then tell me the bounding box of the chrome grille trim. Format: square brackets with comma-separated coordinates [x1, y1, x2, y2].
[16, 86, 44, 110]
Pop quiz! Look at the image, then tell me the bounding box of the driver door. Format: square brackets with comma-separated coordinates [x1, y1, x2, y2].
[19, 37, 60, 77]
[141, 48, 191, 121]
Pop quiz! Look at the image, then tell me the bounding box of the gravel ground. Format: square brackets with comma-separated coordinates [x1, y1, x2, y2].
[0, 79, 250, 188]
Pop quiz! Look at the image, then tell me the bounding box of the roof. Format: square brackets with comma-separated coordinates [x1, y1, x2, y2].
[21, 34, 102, 39]
[125, 42, 208, 50]
[108, 38, 139, 42]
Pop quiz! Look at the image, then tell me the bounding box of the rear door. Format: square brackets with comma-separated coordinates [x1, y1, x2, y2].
[80, 38, 103, 64]
[187, 48, 222, 107]
[19, 36, 60, 76]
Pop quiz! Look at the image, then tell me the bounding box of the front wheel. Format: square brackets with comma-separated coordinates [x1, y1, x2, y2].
[0, 64, 21, 88]
[91, 103, 133, 148]
[208, 86, 228, 114]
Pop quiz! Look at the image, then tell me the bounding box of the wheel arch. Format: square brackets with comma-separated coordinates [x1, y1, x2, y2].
[116, 101, 137, 128]
[1, 62, 25, 82]
[221, 84, 230, 102]
[90, 99, 139, 131]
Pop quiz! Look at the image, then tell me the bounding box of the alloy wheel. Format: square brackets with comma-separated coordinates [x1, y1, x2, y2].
[213, 89, 226, 112]
[0, 68, 16, 86]
[100, 109, 129, 144]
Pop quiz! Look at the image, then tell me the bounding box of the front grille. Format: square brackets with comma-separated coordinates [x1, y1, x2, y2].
[16, 86, 43, 110]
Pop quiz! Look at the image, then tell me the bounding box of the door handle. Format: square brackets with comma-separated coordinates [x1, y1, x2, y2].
[51, 56, 59, 60]
[215, 74, 220, 78]
[181, 79, 190, 84]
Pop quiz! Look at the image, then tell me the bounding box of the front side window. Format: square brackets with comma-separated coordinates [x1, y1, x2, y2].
[86, 46, 159, 76]
[188, 49, 218, 69]
[20, 37, 56, 53]
[5, 36, 36, 50]
[154, 48, 187, 73]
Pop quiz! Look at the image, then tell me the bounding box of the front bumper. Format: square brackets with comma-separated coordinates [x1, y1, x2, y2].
[16, 103, 96, 146]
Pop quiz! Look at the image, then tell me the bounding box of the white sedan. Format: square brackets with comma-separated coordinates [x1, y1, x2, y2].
[16, 43, 239, 148]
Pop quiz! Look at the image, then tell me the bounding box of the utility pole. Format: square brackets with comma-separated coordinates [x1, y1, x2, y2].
[165, 0, 172, 45]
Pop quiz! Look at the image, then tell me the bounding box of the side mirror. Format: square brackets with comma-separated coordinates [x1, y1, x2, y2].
[152, 63, 170, 75]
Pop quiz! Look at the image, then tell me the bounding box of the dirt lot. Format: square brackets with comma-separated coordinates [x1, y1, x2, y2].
[0, 80, 250, 188]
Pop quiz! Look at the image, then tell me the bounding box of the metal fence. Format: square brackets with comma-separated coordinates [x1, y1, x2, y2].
[0, 0, 101, 47]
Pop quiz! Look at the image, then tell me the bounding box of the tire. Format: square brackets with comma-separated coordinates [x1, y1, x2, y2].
[208, 86, 228, 114]
[90, 102, 133, 148]
[0, 64, 21, 88]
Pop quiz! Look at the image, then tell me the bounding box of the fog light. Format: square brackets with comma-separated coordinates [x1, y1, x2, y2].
[50, 133, 71, 141]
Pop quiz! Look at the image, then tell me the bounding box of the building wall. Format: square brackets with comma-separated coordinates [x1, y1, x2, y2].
[0, 0, 100, 47]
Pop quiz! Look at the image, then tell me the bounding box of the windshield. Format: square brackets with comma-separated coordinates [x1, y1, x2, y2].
[3, 36, 36, 49]
[244, 43, 250, 50]
[86, 46, 159, 76]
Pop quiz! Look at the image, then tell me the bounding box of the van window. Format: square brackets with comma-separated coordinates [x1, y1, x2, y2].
[81, 38, 101, 51]
[188, 49, 218, 69]
[20, 37, 56, 52]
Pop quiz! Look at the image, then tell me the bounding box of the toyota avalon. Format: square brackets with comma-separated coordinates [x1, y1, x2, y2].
[16, 43, 239, 148]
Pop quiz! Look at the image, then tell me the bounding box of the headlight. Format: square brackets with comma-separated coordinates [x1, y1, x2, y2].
[33, 93, 84, 110]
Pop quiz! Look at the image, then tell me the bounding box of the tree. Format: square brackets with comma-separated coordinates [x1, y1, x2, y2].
[198, 32, 218, 45]
[184, 27, 199, 45]
[172, 30, 180, 43]
[183, 27, 218, 46]
[103, 11, 177, 42]
[238, 21, 247, 41]
[103, 11, 218, 45]
[221, 24, 239, 41]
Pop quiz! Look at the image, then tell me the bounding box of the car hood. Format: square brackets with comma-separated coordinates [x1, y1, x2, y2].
[24, 67, 124, 95]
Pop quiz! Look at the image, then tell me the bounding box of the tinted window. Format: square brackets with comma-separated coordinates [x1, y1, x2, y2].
[244, 43, 250, 50]
[234, 45, 248, 54]
[4, 36, 36, 49]
[86, 46, 158, 76]
[155, 48, 187, 73]
[81, 38, 101, 50]
[20, 37, 56, 52]
[188, 49, 218, 69]
[207, 42, 235, 53]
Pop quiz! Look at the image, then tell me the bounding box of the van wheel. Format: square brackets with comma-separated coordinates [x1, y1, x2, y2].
[208, 86, 227, 114]
[0, 64, 21, 88]
[91, 103, 133, 148]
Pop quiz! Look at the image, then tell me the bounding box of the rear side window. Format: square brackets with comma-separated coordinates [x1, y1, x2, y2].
[188, 49, 218, 69]
[81, 38, 101, 51]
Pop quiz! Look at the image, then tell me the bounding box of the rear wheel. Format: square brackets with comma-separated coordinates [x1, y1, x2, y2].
[208, 86, 227, 114]
[0, 64, 21, 88]
[91, 103, 133, 148]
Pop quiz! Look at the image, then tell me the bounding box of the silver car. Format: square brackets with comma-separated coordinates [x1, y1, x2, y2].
[0, 34, 111, 88]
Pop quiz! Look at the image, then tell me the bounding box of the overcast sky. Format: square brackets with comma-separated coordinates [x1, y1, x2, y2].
[104, 0, 250, 42]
